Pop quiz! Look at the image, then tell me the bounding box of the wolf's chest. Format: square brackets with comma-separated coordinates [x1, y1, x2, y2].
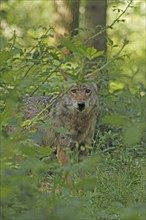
[69, 116, 91, 139]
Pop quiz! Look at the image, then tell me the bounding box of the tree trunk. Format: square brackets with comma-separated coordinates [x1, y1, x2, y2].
[53, 0, 80, 44]
[85, 0, 107, 52]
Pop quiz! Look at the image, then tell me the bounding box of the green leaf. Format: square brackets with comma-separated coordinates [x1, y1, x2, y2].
[52, 126, 70, 134]
[1, 186, 17, 198]
[86, 47, 104, 60]
[20, 146, 36, 157]
[102, 115, 128, 126]
[0, 50, 11, 64]
[39, 146, 52, 156]
[76, 176, 97, 190]
[64, 40, 77, 53]
[0, 37, 7, 50]
[124, 123, 144, 145]
[11, 48, 22, 56]
[20, 158, 44, 171]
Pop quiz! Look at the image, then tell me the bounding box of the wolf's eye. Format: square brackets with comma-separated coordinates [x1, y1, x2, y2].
[71, 89, 77, 94]
[85, 89, 91, 94]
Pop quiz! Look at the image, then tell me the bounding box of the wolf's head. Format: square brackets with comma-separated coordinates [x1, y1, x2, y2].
[62, 83, 98, 113]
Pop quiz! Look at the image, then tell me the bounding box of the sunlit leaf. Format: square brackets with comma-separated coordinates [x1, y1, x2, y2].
[109, 81, 125, 93]
[39, 146, 52, 156]
[86, 48, 104, 60]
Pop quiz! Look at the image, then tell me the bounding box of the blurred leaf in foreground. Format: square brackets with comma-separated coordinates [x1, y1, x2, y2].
[124, 123, 144, 145]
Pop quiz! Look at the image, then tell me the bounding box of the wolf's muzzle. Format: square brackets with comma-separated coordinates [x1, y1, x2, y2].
[77, 102, 85, 111]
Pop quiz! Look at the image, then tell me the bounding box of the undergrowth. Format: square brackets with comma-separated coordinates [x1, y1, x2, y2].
[0, 29, 145, 220]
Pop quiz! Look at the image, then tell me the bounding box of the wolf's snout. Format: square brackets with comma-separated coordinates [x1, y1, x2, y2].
[77, 102, 85, 111]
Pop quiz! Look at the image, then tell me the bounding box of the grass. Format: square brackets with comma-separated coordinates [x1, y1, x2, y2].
[36, 148, 145, 220]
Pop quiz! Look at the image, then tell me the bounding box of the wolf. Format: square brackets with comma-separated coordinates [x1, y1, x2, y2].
[23, 82, 99, 165]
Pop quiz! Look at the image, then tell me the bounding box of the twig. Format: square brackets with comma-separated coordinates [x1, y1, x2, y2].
[10, 30, 16, 49]
[30, 52, 74, 96]
[98, 41, 127, 72]
[86, 0, 133, 43]
[87, 40, 127, 78]
[30, 63, 62, 96]
[23, 86, 73, 128]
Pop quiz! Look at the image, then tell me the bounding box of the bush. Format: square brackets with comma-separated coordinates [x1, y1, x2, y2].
[0, 30, 145, 220]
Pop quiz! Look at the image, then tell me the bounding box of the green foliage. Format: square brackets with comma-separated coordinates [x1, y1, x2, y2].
[1, 30, 145, 220]
[1, 1, 145, 219]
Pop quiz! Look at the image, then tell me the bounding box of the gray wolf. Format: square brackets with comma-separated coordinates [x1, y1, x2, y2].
[23, 82, 99, 165]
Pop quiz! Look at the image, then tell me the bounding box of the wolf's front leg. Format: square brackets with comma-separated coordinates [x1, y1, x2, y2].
[56, 141, 74, 184]
[56, 144, 70, 165]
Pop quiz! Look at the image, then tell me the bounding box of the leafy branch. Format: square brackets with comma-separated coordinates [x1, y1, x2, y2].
[86, 0, 133, 43]
[87, 39, 128, 78]
[98, 39, 128, 71]
[22, 87, 73, 128]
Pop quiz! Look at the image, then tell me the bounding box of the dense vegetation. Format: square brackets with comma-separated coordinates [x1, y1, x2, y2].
[0, 1, 145, 220]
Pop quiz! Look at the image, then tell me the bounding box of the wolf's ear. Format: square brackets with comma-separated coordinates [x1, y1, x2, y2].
[86, 69, 99, 79]
[92, 83, 98, 91]
[60, 69, 70, 81]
